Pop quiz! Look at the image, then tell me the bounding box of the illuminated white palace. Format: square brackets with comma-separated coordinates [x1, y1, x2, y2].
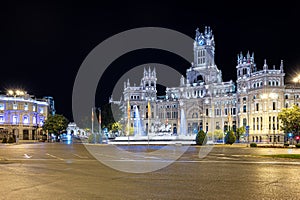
[0, 90, 55, 140]
[114, 26, 298, 144]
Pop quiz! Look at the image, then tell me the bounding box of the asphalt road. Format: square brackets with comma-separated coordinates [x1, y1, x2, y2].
[0, 142, 300, 200]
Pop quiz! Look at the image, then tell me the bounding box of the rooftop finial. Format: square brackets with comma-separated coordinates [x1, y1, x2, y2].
[263, 59, 268, 70]
[195, 28, 200, 38]
[280, 60, 284, 72]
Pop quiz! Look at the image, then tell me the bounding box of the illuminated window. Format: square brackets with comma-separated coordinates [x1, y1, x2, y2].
[24, 103, 28, 111]
[39, 107, 44, 114]
[13, 103, 17, 110]
[33, 116, 37, 124]
[23, 116, 29, 124]
[0, 115, 4, 123]
[39, 117, 44, 126]
[12, 115, 18, 124]
[0, 104, 4, 110]
[33, 105, 36, 112]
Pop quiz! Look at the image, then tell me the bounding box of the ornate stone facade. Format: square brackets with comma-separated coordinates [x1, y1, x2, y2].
[114, 26, 298, 144]
[0, 91, 53, 140]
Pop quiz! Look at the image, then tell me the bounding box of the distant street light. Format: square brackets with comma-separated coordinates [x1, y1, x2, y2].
[293, 75, 300, 105]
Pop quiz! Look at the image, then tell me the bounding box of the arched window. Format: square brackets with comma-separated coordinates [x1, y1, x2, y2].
[12, 115, 18, 124]
[23, 115, 29, 124]
[33, 116, 37, 124]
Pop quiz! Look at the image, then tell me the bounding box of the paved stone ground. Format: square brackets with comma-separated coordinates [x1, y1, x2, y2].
[0, 143, 300, 199]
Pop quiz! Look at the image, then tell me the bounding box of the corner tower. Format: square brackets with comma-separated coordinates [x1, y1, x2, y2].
[236, 51, 256, 94]
[141, 67, 157, 101]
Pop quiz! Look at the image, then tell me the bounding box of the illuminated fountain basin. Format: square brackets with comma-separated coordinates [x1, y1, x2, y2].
[111, 135, 196, 145]
[112, 107, 196, 144]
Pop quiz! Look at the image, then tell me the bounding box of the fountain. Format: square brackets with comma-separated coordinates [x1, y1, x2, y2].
[133, 105, 145, 137]
[180, 108, 187, 136]
[112, 103, 195, 144]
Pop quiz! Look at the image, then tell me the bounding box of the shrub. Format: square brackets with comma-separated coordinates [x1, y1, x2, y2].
[296, 144, 300, 148]
[7, 137, 15, 143]
[250, 142, 257, 147]
[88, 133, 102, 143]
[196, 130, 207, 145]
[225, 130, 236, 145]
[2, 137, 7, 143]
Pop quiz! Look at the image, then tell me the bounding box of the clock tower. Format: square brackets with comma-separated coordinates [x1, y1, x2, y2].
[187, 26, 222, 84]
[193, 26, 215, 68]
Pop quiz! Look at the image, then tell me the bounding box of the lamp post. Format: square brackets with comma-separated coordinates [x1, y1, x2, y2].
[292, 75, 300, 144]
[98, 107, 102, 144]
[293, 75, 300, 105]
[273, 124, 276, 146]
[91, 107, 95, 144]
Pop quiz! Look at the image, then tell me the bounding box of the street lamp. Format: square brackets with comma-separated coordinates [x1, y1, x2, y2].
[293, 75, 300, 105]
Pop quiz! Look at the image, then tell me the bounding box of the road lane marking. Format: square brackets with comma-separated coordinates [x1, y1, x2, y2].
[46, 153, 64, 160]
[5, 158, 97, 162]
[104, 159, 300, 165]
[73, 154, 89, 159]
[24, 154, 32, 159]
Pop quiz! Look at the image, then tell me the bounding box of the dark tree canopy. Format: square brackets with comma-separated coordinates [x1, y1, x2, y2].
[42, 114, 69, 135]
[196, 130, 207, 145]
[225, 130, 236, 145]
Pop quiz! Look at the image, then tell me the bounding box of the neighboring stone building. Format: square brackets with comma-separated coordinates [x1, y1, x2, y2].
[0, 90, 53, 140]
[112, 26, 298, 144]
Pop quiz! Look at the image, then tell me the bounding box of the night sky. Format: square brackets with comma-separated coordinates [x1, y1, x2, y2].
[1, 1, 300, 121]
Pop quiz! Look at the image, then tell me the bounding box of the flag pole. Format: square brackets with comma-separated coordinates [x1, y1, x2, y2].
[127, 100, 130, 145]
[98, 107, 101, 144]
[148, 100, 150, 148]
[92, 107, 95, 144]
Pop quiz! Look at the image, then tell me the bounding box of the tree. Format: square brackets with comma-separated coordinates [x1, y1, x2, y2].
[236, 126, 245, 143]
[206, 130, 223, 142]
[125, 124, 134, 136]
[214, 129, 224, 141]
[225, 130, 236, 145]
[196, 130, 207, 145]
[278, 105, 300, 137]
[101, 103, 116, 130]
[111, 122, 122, 133]
[43, 114, 69, 141]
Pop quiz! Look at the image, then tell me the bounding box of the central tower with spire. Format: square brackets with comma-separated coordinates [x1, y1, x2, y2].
[193, 26, 215, 68]
[187, 26, 222, 84]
